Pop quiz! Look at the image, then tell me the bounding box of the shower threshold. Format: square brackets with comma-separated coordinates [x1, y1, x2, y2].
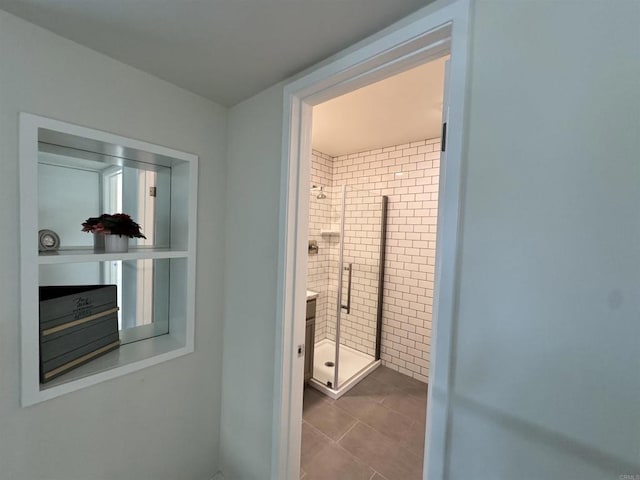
[308, 339, 381, 399]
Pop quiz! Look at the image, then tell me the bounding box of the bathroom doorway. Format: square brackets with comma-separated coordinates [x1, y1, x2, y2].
[300, 56, 447, 480]
[274, 4, 471, 478]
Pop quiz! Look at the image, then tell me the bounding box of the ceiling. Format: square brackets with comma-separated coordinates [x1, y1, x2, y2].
[0, 0, 431, 107]
[312, 56, 446, 157]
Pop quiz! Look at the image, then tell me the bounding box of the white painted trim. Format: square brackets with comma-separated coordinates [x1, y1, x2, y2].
[24, 113, 198, 162]
[273, 1, 471, 479]
[423, 4, 471, 478]
[19, 113, 198, 407]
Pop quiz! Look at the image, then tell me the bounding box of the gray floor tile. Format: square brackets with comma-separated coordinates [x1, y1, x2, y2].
[304, 442, 374, 480]
[339, 422, 423, 480]
[300, 421, 333, 470]
[334, 391, 379, 418]
[303, 386, 333, 418]
[400, 421, 427, 458]
[304, 399, 357, 440]
[407, 382, 429, 399]
[301, 369, 427, 480]
[357, 403, 415, 444]
[346, 375, 399, 402]
[381, 390, 427, 424]
[370, 366, 427, 394]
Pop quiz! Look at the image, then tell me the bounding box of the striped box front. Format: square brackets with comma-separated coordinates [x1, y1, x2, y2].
[39, 285, 120, 383]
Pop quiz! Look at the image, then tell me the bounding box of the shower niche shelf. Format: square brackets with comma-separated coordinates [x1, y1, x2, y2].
[320, 229, 340, 236]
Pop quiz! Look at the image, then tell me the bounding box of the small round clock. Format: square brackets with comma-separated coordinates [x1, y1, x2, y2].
[38, 229, 60, 252]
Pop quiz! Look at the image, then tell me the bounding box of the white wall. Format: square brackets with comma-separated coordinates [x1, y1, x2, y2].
[307, 150, 334, 343]
[222, 1, 640, 479]
[0, 10, 227, 480]
[220, 82, 284, 480]
[443, 1, 640, 478]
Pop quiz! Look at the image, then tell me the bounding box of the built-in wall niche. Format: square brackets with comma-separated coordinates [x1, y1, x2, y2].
[20, 113, 197, 406]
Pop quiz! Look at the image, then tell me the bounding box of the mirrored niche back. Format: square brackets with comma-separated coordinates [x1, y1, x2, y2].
[39, 259, 171, 344]
[38, 129, 172, 249]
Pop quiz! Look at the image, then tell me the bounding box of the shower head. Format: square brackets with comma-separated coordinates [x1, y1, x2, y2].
[311, 185, 327, 199]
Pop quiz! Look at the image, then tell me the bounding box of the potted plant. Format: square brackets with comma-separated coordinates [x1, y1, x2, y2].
[82, 213, 146, 253]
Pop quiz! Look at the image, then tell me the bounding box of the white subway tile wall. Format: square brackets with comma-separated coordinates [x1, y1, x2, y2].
[307, 151, 334, 342]
[307, 138, 440, 383]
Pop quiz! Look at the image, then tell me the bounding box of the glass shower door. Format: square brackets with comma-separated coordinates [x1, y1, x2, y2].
[315, 184, 385, 391]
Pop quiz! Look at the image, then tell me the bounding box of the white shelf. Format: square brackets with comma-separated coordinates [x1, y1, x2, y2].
[38, 247, 189, 264]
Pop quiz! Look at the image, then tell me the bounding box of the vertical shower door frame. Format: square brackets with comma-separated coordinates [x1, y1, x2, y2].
[333, 184, 347, 389]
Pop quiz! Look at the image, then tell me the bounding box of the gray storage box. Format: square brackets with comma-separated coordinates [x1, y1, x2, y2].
[39, 285, 120, 383]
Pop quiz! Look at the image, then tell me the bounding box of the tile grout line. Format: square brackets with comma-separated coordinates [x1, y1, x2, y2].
[331, 392, 425, 451]
[302, 419, 336, 445]
[335, 417, 360, 443]
[378, 397, 423, 425]
[335, 426, 408, 480]
[370, 470, 389, 480]
[332, 423, 380, 477]
[305, 415, 379, 478]
[352, 416, 424, 461]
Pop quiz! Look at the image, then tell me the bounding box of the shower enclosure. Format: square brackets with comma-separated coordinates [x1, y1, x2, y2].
[309, 184, 388, 398]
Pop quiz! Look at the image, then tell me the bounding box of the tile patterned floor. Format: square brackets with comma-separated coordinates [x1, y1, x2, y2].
[300, 366, 428, 480]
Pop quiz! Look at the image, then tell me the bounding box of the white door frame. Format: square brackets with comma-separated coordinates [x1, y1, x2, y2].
[273, 1, 472, 478]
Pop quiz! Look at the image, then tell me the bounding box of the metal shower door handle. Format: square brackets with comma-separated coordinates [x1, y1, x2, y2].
[341, 263, 352, 314]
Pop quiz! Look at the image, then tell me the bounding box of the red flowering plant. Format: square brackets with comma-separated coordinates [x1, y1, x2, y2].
[82, 213, 146, 238]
